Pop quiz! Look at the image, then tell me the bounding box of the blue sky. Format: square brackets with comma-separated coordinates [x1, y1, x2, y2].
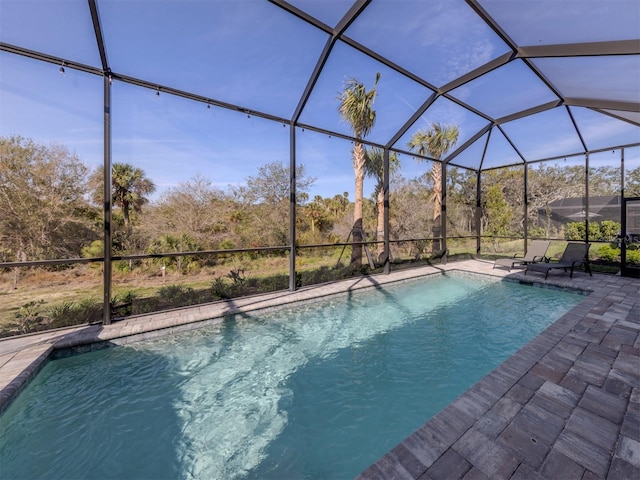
[0, 0, 639, 201]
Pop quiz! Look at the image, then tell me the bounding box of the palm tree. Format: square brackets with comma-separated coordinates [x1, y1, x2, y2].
[305, 199, 327, 234]
[364, 147, 400, 261]
[89, 162, 156, 230]
[338, 72, 381, 268]
[407, 122, 459, 254]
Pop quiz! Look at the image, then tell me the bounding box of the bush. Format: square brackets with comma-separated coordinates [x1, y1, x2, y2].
[114, 260, 132, 273]
[527, 227, 546, 238]
[112, 291, 137, 316]
[48, 301, 75, 323]
[627, 249, 640, 266]
[157, 284, 200, 306]
[595, 244, 620, 262]
[15, 299, 46, 333]
[565, 221, 621, 242]
[256, 274, 290, 293]
[600, 221, 620, 241]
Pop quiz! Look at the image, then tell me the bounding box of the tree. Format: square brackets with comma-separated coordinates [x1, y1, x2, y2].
[338, 73, 380, 268]
[326, 192, 350, 219]
[304, 196, 329, 235]
[482, 167, 524, 237]
[142, 174, 232, 250]
[243, 161, 315, 205]
[482, 184, 513, 251]
[89, 163, 156, 230]
[236, 161, 316, 247]
[389, 174, 433, 259]
[407, 122, 459, 253]
[0, 136, 98, 262]
[626, 166, 640, 197]
[147, 233, 201, 274]
[527, 163, 585, 236]
[364, 147, 400, 261]
[446, 167, 477, 236]
[590, 165, 620, 196]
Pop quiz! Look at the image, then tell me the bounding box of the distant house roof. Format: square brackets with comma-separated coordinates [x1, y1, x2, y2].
[538, 196, 640, 231]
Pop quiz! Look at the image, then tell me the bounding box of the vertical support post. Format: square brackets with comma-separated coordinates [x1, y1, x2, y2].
[620, 148, 626, 272]
[102, 74, 112, 325]
[620, 147, 625, 198]
[441, 162, 447, 263]
[289, 124, 297, 291]
[524, 163, 529, 254]
[620, 147, 625, 197]
[476, 170, 482, 255]
[585, 153, 590, 245]
[383, 148, 390, 274]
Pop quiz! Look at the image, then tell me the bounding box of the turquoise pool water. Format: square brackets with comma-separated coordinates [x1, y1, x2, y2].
[0, 274, 583, 479]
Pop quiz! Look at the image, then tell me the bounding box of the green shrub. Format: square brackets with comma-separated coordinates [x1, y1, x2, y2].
[158, 284, 198, 306]
[599, 221, 620, 241]
[112, 291, 137, 316]
[627, 249, 640, 266]
[15, 299, 46, 333]
[256, 274, 289, 293]
[565, 221, 621, 241]
[114, 260, 132, 273]
[527, 227, 546, 238]
[211, 277, 229, 299]
[48, 301, 75, 323]
[73, 297, 103, 324]
[226, 267, 246, 286]
[595, 244, 620, 262]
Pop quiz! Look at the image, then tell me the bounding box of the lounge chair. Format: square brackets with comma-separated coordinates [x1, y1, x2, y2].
[493, 240, 550, 271]
[525, 242, 592, 279]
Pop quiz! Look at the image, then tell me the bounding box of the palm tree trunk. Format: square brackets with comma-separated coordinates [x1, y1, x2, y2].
[376, 187, 384, 261]
[351, 142, 365, 268]
[432, 162, 442, 254]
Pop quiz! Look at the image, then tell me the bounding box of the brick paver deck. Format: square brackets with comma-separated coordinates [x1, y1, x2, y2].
[1, 259, 638, 479]
[358, 263, 640, 480]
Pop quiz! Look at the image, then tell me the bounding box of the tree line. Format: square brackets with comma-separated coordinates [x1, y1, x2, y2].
[2, 134, 638, 270]
[3, 71, 640, 269]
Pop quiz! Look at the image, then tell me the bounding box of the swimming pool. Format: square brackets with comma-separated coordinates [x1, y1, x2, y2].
[0, 274, 583, 479]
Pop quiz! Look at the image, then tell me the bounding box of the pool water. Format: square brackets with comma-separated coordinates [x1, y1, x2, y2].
[0, 274, 583, 479]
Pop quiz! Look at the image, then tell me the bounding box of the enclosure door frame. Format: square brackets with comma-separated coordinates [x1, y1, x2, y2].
[621, 196, 640, 278]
